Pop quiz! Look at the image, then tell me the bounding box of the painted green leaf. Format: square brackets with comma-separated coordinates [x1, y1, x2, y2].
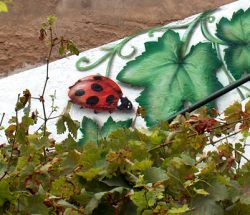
[216, 8, 250, 79]
[100, 117, 132, 139]
[117, 30, 222, 126]
[79, 117, 98, 145]
[79, 116, 132, 145]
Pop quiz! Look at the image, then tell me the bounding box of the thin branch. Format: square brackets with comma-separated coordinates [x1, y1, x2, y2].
[209, 131, 250, 162]
[40, 27, 54, 137]
[31, 96, 40, 100]
[37, 116, 44, 120]
[0, 113, 5, 127]
[131, 108, 140, 129]
[10, 94, 20, 161]
[0, 171, 8, 181]
[149, 117, 250, 152]
[213, 116, 250, 130]
[47, 115, 61, 121]
[41, 27, 54, 97]
[0, 95, 20, 181]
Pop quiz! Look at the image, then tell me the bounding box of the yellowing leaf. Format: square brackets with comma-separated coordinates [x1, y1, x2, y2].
[0, 2, 8, 12]
[51, 177, 74, 199]
[224, 101, 242, 123]
[168, 204, 190, 214]
[47, 15, 57, 25]
[131, 160, 153, 171]
[77, 168, 101, 181]
[194, 188, 209, 196]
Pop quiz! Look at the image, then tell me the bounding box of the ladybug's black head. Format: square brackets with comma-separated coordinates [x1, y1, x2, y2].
[117, 97, 133, 111]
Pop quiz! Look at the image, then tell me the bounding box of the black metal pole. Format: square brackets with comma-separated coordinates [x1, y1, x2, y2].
[167, 74, 250, 122]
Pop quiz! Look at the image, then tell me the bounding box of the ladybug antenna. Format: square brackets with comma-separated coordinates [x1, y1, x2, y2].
[117, 97, 133, 111]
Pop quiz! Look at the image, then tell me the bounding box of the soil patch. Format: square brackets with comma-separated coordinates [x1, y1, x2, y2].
[0, 0, 234, 77]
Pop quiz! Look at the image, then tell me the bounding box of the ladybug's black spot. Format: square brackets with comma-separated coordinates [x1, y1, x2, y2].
[91, 83, 103, 92]
[106, 95, 115, 104]
[75, 89, 85, 96]
[93, 76, 102, 80]
[86, 96, 99, 106]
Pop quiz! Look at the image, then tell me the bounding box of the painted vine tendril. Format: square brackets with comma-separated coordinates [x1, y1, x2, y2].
[75, 18, 194, 77]
[76, 9, 250, 101]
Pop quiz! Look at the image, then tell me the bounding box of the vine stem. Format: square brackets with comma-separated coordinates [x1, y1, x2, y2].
[39, 26, 55, 161]
[0, 94, 20, 181]
[41, 27, 54, 137]
[0, 113, 5, 127]
[106, 51, 116, 77]
[149, 116, 250, 152]
[201, 14, 250, 98]
[75, 17, 198, 77]
[181, 11, 212, 57]
[209, 131, 250, 162]
[200, 16, 227, 45]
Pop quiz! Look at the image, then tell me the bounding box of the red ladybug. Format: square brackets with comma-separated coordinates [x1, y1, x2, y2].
[68, 75, 133, 113]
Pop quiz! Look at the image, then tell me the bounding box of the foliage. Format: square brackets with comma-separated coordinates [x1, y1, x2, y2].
[1, 92, 250, 214]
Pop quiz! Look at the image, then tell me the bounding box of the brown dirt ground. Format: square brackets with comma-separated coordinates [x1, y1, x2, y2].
[0, 0, 234, 77]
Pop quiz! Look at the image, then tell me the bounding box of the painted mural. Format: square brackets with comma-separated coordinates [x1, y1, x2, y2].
[74, 6, 250, 131]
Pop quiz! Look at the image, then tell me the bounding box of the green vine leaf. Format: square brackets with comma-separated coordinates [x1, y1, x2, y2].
[143, 167, 168, 183]
[216, 8, 250, 79]
[21, 195, 50, 215]
[117, 30, 222, 126]
[100, 117, 132, 139]
[56, 113, 80, 138]
[85, 187, 126, 215]
[0, 181, 13, 207]
[79, 116, 132, 145]
[186, 197, 224, 215]
[51, 176, 74, 199]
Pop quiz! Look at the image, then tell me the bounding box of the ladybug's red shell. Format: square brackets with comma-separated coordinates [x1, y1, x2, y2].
[68, 75, 123, 112]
